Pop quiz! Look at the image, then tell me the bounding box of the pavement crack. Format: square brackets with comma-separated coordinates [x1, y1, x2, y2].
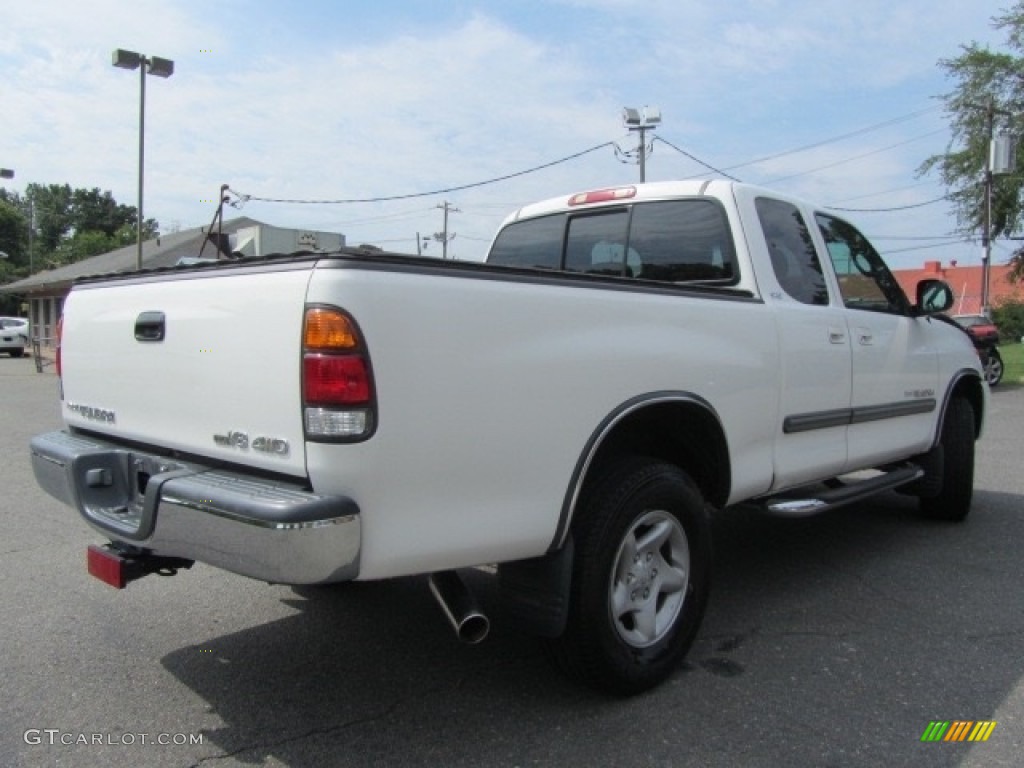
[185, 701, 402, 768]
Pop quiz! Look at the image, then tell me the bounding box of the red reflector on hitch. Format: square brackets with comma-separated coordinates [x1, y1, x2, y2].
[87, 544, 129, 588]
[86, 544, 194, 589]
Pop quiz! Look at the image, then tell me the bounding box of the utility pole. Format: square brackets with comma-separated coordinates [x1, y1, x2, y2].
[966, 101, 1014, 316]
[983, 104, 997, 316]
[27, 198, 34, 275]
[431, 201, 460, 259]
[622, 107, 661, 182]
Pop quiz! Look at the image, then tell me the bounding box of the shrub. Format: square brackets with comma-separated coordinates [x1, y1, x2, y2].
[992, 300, 1024, 343]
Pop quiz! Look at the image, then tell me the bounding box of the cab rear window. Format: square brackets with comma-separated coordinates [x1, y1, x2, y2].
[488, 199, 737, 285]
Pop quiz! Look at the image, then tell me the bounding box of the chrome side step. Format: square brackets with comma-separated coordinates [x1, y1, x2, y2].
[761, 465, 924, 517]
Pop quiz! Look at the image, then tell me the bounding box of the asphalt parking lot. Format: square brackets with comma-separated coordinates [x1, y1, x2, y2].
[2, 353, 1023, 768]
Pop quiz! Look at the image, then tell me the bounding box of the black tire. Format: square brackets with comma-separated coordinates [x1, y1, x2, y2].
[547, 458, 712, 695]
[920, 397, 975, 521]
[9, 349, 24, 358]
[983, 348, 1003, 386]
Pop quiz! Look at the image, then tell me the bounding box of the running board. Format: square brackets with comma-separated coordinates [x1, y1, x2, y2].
[761, 465, 924, 517]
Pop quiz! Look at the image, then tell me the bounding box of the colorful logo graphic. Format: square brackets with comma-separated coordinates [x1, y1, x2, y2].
[921, 721, 997, 742]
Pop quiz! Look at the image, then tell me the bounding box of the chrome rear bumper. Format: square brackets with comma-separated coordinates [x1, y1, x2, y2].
[31, 430, 360, 585]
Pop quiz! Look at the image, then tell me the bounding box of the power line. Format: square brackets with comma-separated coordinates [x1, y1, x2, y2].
[653, 136, 741, 181]
[323, 206, 435, 226]
[828, 181, 932, 204]
[825, 195, 950, 212]
[763, 129, 945, 185]
[229, 142, 616, 206]
[223, 105, 951, 219]
[882, 240, 974, 255]
[716, 106, 940, 174]
[868, 234, 964, 241]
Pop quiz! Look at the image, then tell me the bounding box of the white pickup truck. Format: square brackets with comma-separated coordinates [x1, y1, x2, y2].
[31, 180, 987, 694]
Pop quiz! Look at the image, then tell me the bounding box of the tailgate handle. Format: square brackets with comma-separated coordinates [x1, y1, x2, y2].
[135, 311, 166, 342]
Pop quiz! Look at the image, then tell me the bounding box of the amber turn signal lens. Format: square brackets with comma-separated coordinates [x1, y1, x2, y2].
[304, 308, 358, 350]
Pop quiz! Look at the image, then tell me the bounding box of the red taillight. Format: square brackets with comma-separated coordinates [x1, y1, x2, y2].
[303, 355, 370, 405]
[55, 316, 63, 378]
[302, 306, 375, 440]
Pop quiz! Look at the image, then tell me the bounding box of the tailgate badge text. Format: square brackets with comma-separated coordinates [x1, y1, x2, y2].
[213, 430, 289, 456]
[66, 402, 116, 424]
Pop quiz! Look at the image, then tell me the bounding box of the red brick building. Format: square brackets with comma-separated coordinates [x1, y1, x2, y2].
[892, 261, 1024, 315]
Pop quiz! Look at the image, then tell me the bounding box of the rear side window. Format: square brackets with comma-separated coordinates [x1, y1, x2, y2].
[755, 197, 829, 306]
[564, 211, 632, 276]
[489, 199, 738, 285]
[628, 200, 735, 283]
[487, 214, 564, 269]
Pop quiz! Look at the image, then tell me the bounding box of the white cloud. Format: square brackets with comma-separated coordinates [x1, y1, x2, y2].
[0, 0, 1011, 263]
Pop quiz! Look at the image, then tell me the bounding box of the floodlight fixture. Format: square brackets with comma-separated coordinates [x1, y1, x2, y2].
[112, 48, 143, 70]
[621, 106, 662, 182]
[148, 56, 175, 78]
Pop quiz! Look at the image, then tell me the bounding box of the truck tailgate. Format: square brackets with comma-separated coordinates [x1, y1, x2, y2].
[60, 264, 313, 478]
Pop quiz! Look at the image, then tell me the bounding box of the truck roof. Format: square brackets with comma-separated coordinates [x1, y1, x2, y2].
[499, 179, 743, 225]
[497, 179, 831, 230]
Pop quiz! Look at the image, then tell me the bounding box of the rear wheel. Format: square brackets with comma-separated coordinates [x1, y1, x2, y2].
[9, 349, 24, 358]
[920, 397, 975, 522]
[547, 458, 712, 695]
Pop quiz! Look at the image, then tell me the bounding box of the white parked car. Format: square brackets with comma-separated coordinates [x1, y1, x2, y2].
[0, 317, 30, 357]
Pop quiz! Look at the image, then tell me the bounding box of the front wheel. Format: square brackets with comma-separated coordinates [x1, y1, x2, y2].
[983, 348, 1003, 386]
[920, 397, 975, 522]
[547, 458, 712, 695]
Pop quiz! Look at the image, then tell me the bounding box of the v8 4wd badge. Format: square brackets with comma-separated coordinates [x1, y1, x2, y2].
[213, 430, 289, 456]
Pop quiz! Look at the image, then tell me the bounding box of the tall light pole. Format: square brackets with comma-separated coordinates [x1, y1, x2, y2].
[622, 106, 661, 182]
[112, 49, 174, 270]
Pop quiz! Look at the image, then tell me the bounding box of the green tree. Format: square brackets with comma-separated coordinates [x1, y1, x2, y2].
[0, 183, 159, 276]
[53, 230, 119, 266]
[919, 2, 1024, 281]
[70, 187, 134, 237]
[0, 201, 29, 270]
[27, 183, 74, 253]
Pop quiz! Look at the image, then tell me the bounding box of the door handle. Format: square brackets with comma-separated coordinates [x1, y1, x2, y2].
[828, 327, 846, 344]
[134, 311, 165, 342]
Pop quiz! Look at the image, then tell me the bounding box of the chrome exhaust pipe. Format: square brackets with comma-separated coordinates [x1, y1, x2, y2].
[429, 570, 490, 644]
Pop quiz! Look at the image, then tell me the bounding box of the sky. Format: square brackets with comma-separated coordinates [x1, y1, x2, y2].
[0, 0, 1016, 268]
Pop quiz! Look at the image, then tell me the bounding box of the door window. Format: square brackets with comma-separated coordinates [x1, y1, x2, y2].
[814, 213, 909, 314]
[754, 198, 829, 305]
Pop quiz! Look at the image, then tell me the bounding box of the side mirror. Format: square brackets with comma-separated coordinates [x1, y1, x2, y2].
[914, 279, 954, 315]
